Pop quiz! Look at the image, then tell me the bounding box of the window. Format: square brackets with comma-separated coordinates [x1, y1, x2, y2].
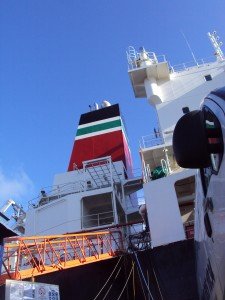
[201, 107, 223, 195]
[204, 74, 212, 81]
[182, 107, 190, 114]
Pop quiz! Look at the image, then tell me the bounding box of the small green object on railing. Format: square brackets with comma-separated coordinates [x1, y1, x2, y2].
[151, 166, 167, 180]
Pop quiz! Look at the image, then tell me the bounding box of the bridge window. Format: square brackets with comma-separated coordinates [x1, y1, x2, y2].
[204, 74, 212, 81]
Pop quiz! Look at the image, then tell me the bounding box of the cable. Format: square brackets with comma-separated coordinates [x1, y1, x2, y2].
[122, 254, 130, 300]
[136, 260, 147, 300]
[132, 262, 136, 300]
[143, 250, 164, 300]
[117, 263, 134, 300]
[133, 252, 154, 300]
[152, 266, 164, 300]
[93, 256, 122, 300]
[102, 266, 122, 300]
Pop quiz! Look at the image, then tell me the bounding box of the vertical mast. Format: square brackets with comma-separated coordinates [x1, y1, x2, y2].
[208, 31, 225, 61]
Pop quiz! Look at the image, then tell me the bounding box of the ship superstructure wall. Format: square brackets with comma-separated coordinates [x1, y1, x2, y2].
[157, 64, 225, 143]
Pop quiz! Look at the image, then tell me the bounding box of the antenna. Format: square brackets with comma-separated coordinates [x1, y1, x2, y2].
[181, 30, 198, 66]
[208, 31, 224, 61]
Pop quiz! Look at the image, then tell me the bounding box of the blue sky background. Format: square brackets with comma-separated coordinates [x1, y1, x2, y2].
[0, 0, 224, 209]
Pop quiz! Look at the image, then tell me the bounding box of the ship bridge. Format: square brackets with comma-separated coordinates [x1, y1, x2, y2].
[127, 31, 225, 248]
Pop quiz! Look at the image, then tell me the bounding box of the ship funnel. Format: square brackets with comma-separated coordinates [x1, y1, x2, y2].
[68, 103, 133, 177]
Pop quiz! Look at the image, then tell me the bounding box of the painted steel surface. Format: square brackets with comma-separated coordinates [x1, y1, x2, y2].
[0, 230, 124, 284]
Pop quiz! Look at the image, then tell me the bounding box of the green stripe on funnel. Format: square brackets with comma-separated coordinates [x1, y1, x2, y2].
[76, 119, 122, 136]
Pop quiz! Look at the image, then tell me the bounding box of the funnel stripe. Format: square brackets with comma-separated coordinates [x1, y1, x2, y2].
[76, 119, 122, 136]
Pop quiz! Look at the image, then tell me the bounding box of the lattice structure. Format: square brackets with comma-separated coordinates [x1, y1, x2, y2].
[84, 157, 123, 189]
[0, 230, 124, 284]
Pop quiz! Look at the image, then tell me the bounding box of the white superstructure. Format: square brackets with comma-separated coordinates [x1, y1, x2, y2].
[127, 31, 225, 247]
[25, 156, 142, 236]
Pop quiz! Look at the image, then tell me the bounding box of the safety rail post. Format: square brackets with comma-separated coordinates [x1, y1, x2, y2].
[86, 236, 98, 259]
[82, 235, 84, 260]
[15, 241, 22, 279]
[64, 238, 67, 266]
[5, 243, 14, 278]
[67, 237, 80, 263]
[76, 235, 86, 262]
[46, 239, 60, 267]
[4, 244, 10, 275]
[34, 239, 45, 272]
[109, 233, 113, 256]
[97, 234, 100, 259]
[43, 238, 46, 269]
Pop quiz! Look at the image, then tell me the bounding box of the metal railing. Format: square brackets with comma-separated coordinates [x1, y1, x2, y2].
[29, 157, 136, 208]
[0, 230, 124, 283]
[170, 56, 217, 73]
[82, 211, 114, 228]
[127, 45, 220, 74]
[126, 46, 167, 70]
[29, 172, 143, 210]
[140, 133, 164, 149]
[28, 181, 87, 208]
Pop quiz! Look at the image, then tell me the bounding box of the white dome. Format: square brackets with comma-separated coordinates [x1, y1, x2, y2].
[102, 100, 111, 107]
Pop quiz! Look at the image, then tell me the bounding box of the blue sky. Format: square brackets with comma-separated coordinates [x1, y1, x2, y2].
[0, 0, 224, 208]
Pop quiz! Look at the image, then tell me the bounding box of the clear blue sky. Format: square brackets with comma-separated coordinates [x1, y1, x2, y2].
[0, 0, 224, 208]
